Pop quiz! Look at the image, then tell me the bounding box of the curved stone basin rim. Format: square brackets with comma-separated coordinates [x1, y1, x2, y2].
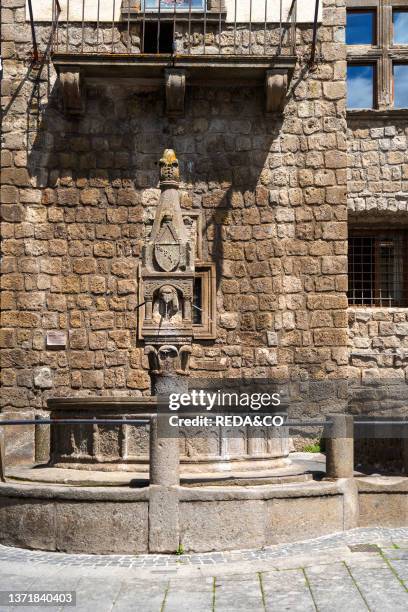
[47, 396, 291, 476]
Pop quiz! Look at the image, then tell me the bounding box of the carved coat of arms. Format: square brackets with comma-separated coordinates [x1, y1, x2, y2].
[154, 218, 180, 272]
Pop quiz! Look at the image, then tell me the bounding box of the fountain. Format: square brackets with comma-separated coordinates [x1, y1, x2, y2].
[1, 151, 399, 555]
[44, 149, 292, 480]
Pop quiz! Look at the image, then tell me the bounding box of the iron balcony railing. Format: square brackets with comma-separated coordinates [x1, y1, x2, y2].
[50, 0, 299, 57]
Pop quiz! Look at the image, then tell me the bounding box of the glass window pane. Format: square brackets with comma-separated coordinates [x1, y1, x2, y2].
[393, 11, 408, 44]
[145, 0, 205, 10]
[193, 277, 203, 325]
[394, 65, 408, 108]
[347, 65, 374, 109]
[379, 235, 403, 306]
[346, 11, 375, 45]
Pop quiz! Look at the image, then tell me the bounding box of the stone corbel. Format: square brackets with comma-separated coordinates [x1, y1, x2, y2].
[265, 70, 288, 114]
[145, 344, 192, 375]
[177, 345, 192, 375]
[145, 345, 161, 375]
[165, 69, 186, 117]
[59, 69, 85, 115]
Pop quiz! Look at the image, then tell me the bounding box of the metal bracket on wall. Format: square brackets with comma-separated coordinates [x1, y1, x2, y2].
[165, 69, 187, 117]
[265, 69, 288, 114]
[59, 69, 85, 115]
[0, 419, 6, 483]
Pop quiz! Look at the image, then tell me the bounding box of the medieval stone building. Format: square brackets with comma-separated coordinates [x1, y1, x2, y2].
[1, 0, 407, 468]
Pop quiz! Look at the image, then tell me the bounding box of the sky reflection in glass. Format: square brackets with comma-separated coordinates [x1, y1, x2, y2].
[346, 11, 375, 45]
[393, 12, 408, 44]
[347, 65, 374, 109]
[394, 65, 408, 108]
[144, 0, 205, 10]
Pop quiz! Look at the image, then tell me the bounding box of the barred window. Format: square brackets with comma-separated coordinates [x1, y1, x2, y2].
[348, 231, 408, 307]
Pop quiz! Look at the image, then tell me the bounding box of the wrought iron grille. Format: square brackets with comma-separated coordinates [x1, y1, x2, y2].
[348, 231, 408, 307]
[50, 0, 299, 56]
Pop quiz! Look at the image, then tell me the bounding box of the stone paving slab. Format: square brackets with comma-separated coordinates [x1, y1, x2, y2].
[305, 562, 368, 611]
[344, 565, 408, 612]
[109, 579, 168, 612]
[261, 568, 316, 612]
[164, 577, 214, 612]
[214, 574, 264, 611]
[0, 529, 407, 612]
[386, 560, 408, 581]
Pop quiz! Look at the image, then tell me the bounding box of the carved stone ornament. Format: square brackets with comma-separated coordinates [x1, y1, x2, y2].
[265, 70, 288, 114]
[154, 216, 181, 272]
[153, 285, 180, 322]
[159, 149, 180, 187]
[145, 344, 192, 376]
[139, 150, 197, 363]
[59, 69, 85, 115]
[165, 69, 186, 116]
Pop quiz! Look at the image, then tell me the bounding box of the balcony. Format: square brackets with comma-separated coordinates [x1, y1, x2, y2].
[42, 0, 317, 115]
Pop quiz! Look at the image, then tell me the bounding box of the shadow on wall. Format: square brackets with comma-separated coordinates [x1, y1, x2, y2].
[24, 68, 284, 290]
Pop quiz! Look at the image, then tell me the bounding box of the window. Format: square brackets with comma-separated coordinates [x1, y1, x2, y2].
[192, 264, 216, 339]
[144, 0, 205, 10]
[193, 276, 203, 325]
[348, 231, 408, 306]
[393, 10, 408, 44]
[346, 1, 408, 111]
[394, 64, 408, 108]
[347, 64, 375, 109]
[143, 22, 174, 53]
[346, 11, 376, 45]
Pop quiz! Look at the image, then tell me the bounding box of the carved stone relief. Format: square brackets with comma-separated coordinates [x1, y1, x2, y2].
[139, 149, 198, 373]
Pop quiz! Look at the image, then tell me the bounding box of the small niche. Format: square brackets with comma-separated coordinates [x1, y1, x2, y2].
[143, 22, 174, 54]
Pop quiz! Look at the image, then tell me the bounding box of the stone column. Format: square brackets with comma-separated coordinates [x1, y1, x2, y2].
[325, 414, 354, 479]
[35, 413, 51, 465]
[148, 372, 186, 553]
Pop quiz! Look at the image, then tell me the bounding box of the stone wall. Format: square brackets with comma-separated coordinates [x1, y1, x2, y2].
[1, 1, 348, 461]
[349, 308, 408, 381]
[349, 308, 408, 472]
[347, 118, 408, 218]
[346, 111, 408, 470]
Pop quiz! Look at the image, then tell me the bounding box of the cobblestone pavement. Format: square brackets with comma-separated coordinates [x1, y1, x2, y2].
[0, 528, 407, 611]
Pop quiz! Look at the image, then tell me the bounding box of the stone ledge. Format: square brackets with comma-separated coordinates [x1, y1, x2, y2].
[347, 109, 408, 121]
[52, 53, 297, 77]
[356, 475, 408, 493]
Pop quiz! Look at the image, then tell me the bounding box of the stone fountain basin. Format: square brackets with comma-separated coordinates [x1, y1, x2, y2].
[47, 397, 291, 476]
[5, 453, 322, 487]
[0, 476, 406, 554]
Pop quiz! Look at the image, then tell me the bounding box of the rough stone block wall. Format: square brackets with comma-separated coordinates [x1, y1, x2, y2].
[347, 116, 408, 471]
[348, 119, 408, 216]
[349, 308, 408, 381]
[1, 0, 348, 460]
[348, 308, 408, 471]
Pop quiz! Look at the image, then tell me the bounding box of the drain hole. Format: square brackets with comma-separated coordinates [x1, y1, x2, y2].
[348, 544, 380, 553]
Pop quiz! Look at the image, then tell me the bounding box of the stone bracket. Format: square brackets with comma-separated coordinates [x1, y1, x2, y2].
[59, 69, 85, 115]
[165, 69, 186, 116]
[265, 69, 288, 114]
[145, 344, 192, 376]
[0, 417, 5, 483]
